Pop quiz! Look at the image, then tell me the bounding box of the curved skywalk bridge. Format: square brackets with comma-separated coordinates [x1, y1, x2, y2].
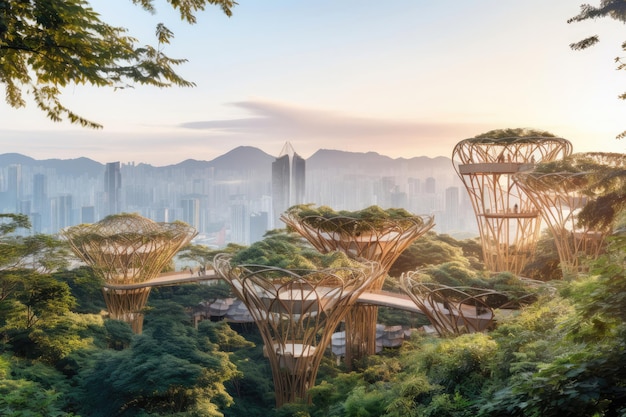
[105, 270, 496, 323]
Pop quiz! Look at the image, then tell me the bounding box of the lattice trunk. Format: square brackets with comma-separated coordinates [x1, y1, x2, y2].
[452, 137, 572, 274]
[101, 287, 152, 334]
[215, 254, 380, 406]
[400, 273, 499, 336]
[514, 172, 611, 278]
[281, 212, 434, 367]
[62, 213, 197, 333]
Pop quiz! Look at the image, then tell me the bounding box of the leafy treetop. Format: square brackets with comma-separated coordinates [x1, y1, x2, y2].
[525, 152, 626, 230]
[568, 1, 626, 138]
[0, 0, 236, 128]
[470, 128, 558, 144]
[285, 204, 424, 232]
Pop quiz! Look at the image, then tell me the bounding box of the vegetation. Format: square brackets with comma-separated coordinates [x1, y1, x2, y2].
[2, 205, 626, 415]
[471, 128, 558, 141]
[285, 204, 425, 233]
[230, 229, 362, 270]
[530, 152, 626, 231]
[0, 0, 236, 128]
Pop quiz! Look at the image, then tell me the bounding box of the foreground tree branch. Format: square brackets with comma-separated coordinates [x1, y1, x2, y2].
[0, 0, 236, 128]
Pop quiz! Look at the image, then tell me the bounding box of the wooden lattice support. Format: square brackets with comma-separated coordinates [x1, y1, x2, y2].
[399, 272, 505, 336]
[62, 213, 197, 333]
[214, 254, 381, 407]
[101, 287, 152, 334]
[452, 136, 572, 274]
[513, 153, 625, 278]
[281, 209, 434, 366]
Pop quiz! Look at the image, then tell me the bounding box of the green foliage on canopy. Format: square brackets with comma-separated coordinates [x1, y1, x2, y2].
[80, 301, 239, 416]
[521, 231, 563, 281]
[286, 204, 424, 233]
[0, 0, 236, 128]
[389, 232, 484, 278]
[529, 152, 626, 231]
[472, 128, 557, 141]
[231, 229, 360, 270]
[53, 266, 106, 314]
[0, 214, 71, 274]
[0, 354, 75, 416]
[178, 242, 244, 268]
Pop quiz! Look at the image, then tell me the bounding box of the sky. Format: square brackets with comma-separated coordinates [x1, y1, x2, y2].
[1, 0, 625, 166]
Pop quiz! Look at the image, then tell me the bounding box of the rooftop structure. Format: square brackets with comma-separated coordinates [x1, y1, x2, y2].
[452, 131, 572, 274]
[272, 142, 305, 228]
[281, 205, 434, 366]
[513, 152, 625, 277]
[214, 254, 381, 406]
[62, 213, 197, 333]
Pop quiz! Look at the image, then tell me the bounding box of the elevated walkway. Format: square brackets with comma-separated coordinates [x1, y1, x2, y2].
[104, 272, 499, 323]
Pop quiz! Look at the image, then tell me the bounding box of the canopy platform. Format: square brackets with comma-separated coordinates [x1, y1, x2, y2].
[452, 135, 572, 274]
[281, 208, 435, 366]
[214, 254, 382, 407]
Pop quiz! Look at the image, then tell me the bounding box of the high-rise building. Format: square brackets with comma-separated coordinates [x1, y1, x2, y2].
[51, 194, 73, 232]
[180, 198, 201, 231]
[5, 164, 22, 212]
[229, 194, 249, 245]
[104, 162, 122, 217]
[444, 186, 460, 232]
[272, 142, 305, 228]
[33, 173, 47, 215]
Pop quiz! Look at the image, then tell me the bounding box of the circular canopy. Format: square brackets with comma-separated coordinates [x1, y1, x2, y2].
[62, 213, 197, 284]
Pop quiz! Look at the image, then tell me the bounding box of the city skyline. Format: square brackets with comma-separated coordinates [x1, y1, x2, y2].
[0, 147, 471, 246]
[0, 1, 625, 165]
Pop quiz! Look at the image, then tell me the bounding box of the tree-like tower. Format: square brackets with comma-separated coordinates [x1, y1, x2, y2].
[214, 254, 381, 407]
[281, 205, 434, 366]
[452, 129, 572, 274]
[513, 152, 625, 278]
[400, 274, 495, 336]
[62, 213, 197, 333]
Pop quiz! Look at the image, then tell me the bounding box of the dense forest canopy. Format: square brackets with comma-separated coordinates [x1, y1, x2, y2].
[1, 198, 625, 415]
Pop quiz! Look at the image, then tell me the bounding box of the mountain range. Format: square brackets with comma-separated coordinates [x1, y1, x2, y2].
[0, 146, 453, 177]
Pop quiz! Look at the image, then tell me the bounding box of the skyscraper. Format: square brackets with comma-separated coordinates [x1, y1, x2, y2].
[33, 173, 47, 216]
[104, 162, 122, 217]
[271, 142, 305, 228]
[180, 197, 201, 231]
[5, 164, 22, 212]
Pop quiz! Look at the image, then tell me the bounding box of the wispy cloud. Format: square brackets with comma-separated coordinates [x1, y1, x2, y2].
[179, 100, 491, 158]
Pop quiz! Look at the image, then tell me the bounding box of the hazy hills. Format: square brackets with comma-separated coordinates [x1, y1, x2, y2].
[0, 146, 453, 177]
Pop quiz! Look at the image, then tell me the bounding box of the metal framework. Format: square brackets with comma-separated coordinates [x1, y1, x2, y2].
[513, 153, 625, 278]
[452, 136, 572, 274]
[62, 213, 197, 333]
[281, 210, 434, 366]
[214, 254, 381, 407]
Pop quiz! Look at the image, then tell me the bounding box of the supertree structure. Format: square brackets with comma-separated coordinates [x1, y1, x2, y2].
[452, 130, 572, 274]
[400, 271, 541, 336]
[214, 253, 381, 407]
[513, 152, 626, 278]
[400, 274, 496, 336]
[281, 205, 434, 365]
[62, 213, 197, 333]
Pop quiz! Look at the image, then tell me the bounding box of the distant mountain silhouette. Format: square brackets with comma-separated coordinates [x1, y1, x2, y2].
[0, 153, 104, 177]
[307, 149, 451, 173]
[0, 147, 452, 177]
[206, 146, 274, 171]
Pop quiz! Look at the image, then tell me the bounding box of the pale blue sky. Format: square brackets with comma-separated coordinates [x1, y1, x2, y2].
[1, 1, 625, 165]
